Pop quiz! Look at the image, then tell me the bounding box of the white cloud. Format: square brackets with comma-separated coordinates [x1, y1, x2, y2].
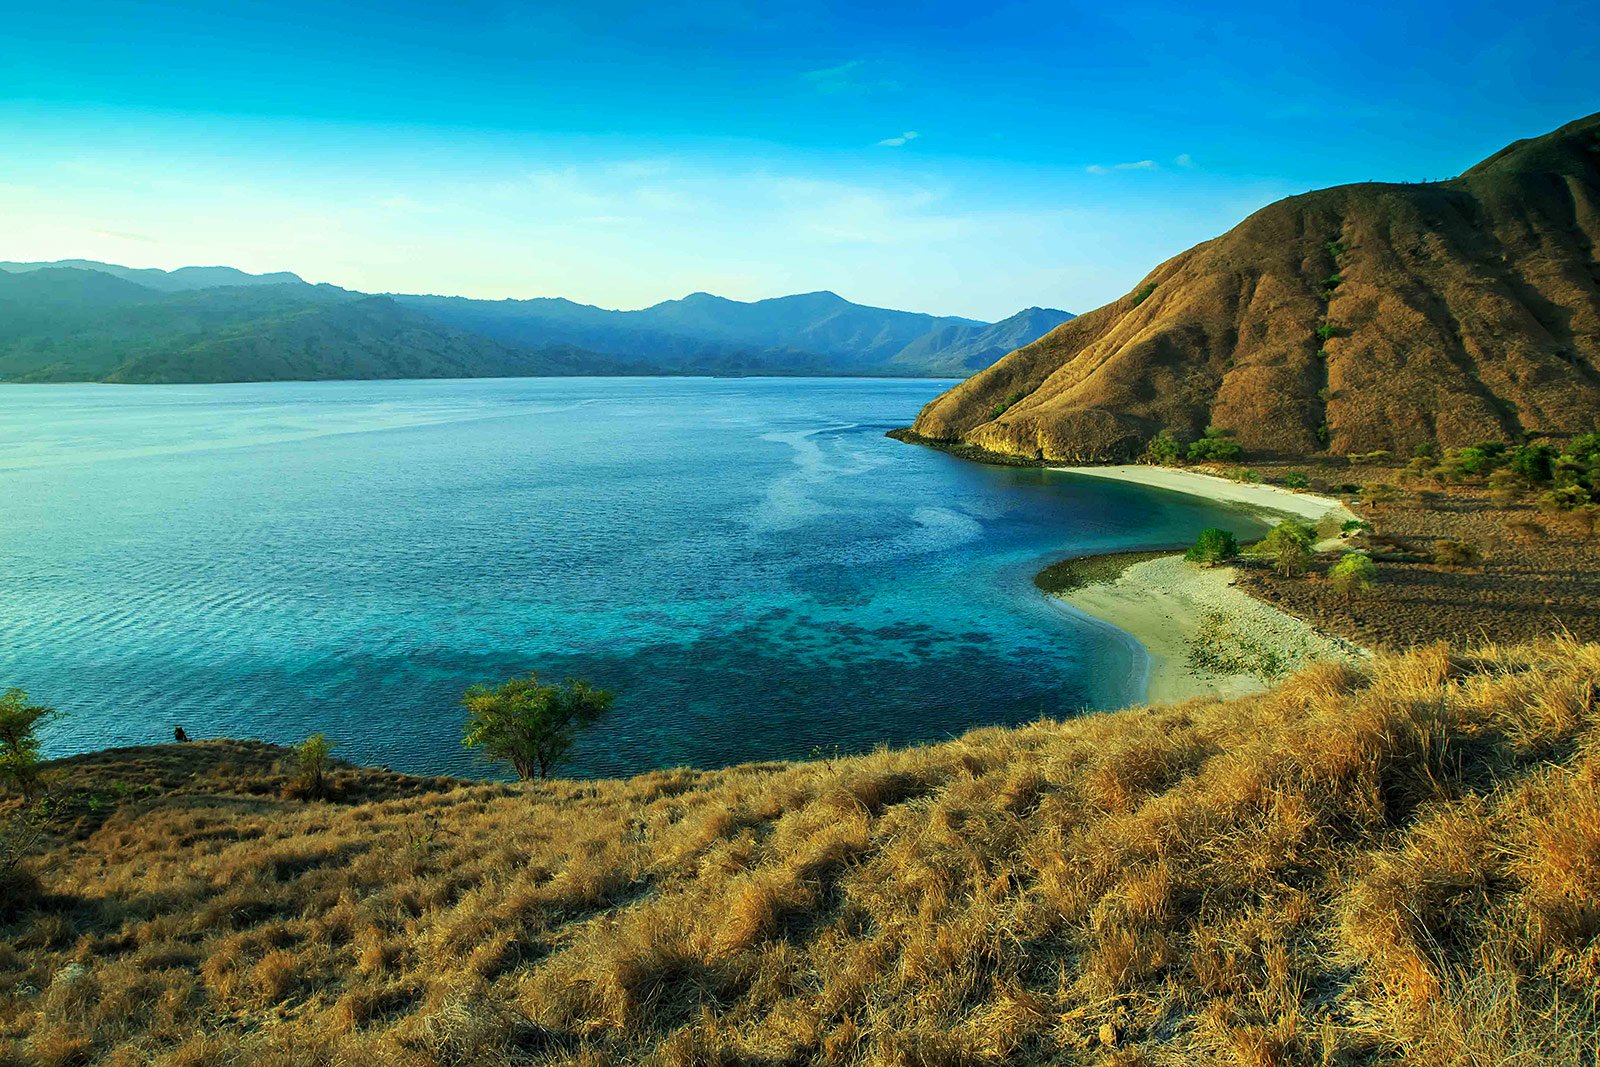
[1175, 153, 1195, 168]
[801, 59, 898, 94]
[1086, 159, 1159, 175]
[876, 131, 919, 147]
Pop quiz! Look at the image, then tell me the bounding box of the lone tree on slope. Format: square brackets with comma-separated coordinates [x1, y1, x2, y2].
[461, 674, 614, 780]
[0, 689, 56, 803]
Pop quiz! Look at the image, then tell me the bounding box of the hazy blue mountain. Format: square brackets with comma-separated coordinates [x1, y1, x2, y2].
[889, 307, 1077, 375]
[0, 259, 306, 292]
[394, 289, 1056, 375]
[0, 269, 620, 383]
[1, 259, 1071, 381]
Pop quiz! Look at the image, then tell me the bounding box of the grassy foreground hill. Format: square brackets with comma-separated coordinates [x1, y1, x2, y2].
[910, 112, 1600, 462]
[5, 640, 1598, 1064]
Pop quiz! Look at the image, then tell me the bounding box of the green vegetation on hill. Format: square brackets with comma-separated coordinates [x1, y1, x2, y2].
[910, 111, 1600, 462]
[0, 262, 1072, 382]
[0, 270, 619, 383]
[4, 640, 1598, 1063]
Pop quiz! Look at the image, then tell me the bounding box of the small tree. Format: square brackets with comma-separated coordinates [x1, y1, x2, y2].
[1328, 553, 1378, 601]
[1184, 528, 1238, 567]
[1261, 520, 1315, 577]
[0, 689, 56, 803]
[295, 733, 337, 800]
[462, 674, 614, 780]
[1143, 430, 1181, 465]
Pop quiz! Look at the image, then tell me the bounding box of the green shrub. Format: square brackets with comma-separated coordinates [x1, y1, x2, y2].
[1143, 429, 1181, 465]
[1315, 324, 1344, 341]
[1328, 553, 1377, 601]
[1431, 539, 1481, 567]
[1488, 469, 1523, 506]
[1187, 428, 1243, 463]
[1508, 444, 1557, 484]
[1445, 445, 1496, 478]
[1283, 471, 1310, 489]
[1184, 528, 1239, 566]
[1131, 282, 1158, 306]
[991, 390, 1027, 420]
[1561, 432, 1600, 465]
[1536, 486, 1591, 514]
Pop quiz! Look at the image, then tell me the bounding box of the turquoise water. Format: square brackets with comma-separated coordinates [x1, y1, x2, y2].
[1, 378, 1265, 778]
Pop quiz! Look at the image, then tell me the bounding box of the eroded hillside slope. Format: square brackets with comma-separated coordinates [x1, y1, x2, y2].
[912, 113, 1600, 461]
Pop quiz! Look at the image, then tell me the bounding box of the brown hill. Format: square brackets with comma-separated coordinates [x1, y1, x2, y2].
[910, 113, 1600, 461]
[5, 641, 1599, 1063]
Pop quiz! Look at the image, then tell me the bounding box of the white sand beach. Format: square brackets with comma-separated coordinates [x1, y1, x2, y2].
[1048, 465, 1364, 703]
[1055, 464, 1357, 525]
[1059, 555, 1362, 703]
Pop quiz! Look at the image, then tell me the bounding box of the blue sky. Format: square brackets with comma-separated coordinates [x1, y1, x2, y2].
[3, 1, 1596, 319]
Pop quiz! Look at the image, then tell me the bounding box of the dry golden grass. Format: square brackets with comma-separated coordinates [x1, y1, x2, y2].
[4, 640, 1599, 1065]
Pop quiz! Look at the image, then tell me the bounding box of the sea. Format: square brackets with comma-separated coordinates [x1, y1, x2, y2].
[0, 377, 1266, 778]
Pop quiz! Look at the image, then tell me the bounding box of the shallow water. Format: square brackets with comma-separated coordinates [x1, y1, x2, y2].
[1, 377, 1265, 778]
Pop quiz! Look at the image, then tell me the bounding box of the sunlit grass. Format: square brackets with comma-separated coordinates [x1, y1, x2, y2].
[3, 639, 1598, 1064]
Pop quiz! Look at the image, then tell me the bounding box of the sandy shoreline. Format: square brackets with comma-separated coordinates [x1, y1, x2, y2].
[1046, 465, 1363, 704]
[1055, 464, 1357, 525]
[1058, 555, 1362, 703]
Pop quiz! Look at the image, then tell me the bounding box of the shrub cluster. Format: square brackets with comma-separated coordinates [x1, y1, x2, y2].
[1185, 427, 1243, 463]
[1141, 427, 1245, 465]
[1409, 434, 1600, 517]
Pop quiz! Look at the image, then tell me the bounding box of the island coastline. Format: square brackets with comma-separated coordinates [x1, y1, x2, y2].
[1036, 465, 1364, 704]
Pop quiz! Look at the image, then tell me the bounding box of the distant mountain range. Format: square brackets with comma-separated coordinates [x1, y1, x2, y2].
[0, 259, 307, 292]
[911, 111, 1600, 461]
[0, 260, 1072, 384]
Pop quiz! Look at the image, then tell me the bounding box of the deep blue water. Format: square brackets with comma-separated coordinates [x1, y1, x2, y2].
[1, 378, 1265, 778]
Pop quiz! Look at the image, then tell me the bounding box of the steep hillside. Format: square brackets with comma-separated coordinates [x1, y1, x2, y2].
[0, 270, 616, 383]
[911, 112, 1600, 461]
[5, 641, 1597, 1063]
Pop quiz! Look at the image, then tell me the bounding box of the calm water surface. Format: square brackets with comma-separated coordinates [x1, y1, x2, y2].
[0, 378, 1265, 777]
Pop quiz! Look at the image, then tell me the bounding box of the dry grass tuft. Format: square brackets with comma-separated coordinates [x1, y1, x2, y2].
[3, 642, 1599, 1063]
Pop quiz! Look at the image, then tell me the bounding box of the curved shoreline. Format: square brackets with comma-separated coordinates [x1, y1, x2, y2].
[1036, 466, 1363, 704]
[1046, 552, 1362, 703]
